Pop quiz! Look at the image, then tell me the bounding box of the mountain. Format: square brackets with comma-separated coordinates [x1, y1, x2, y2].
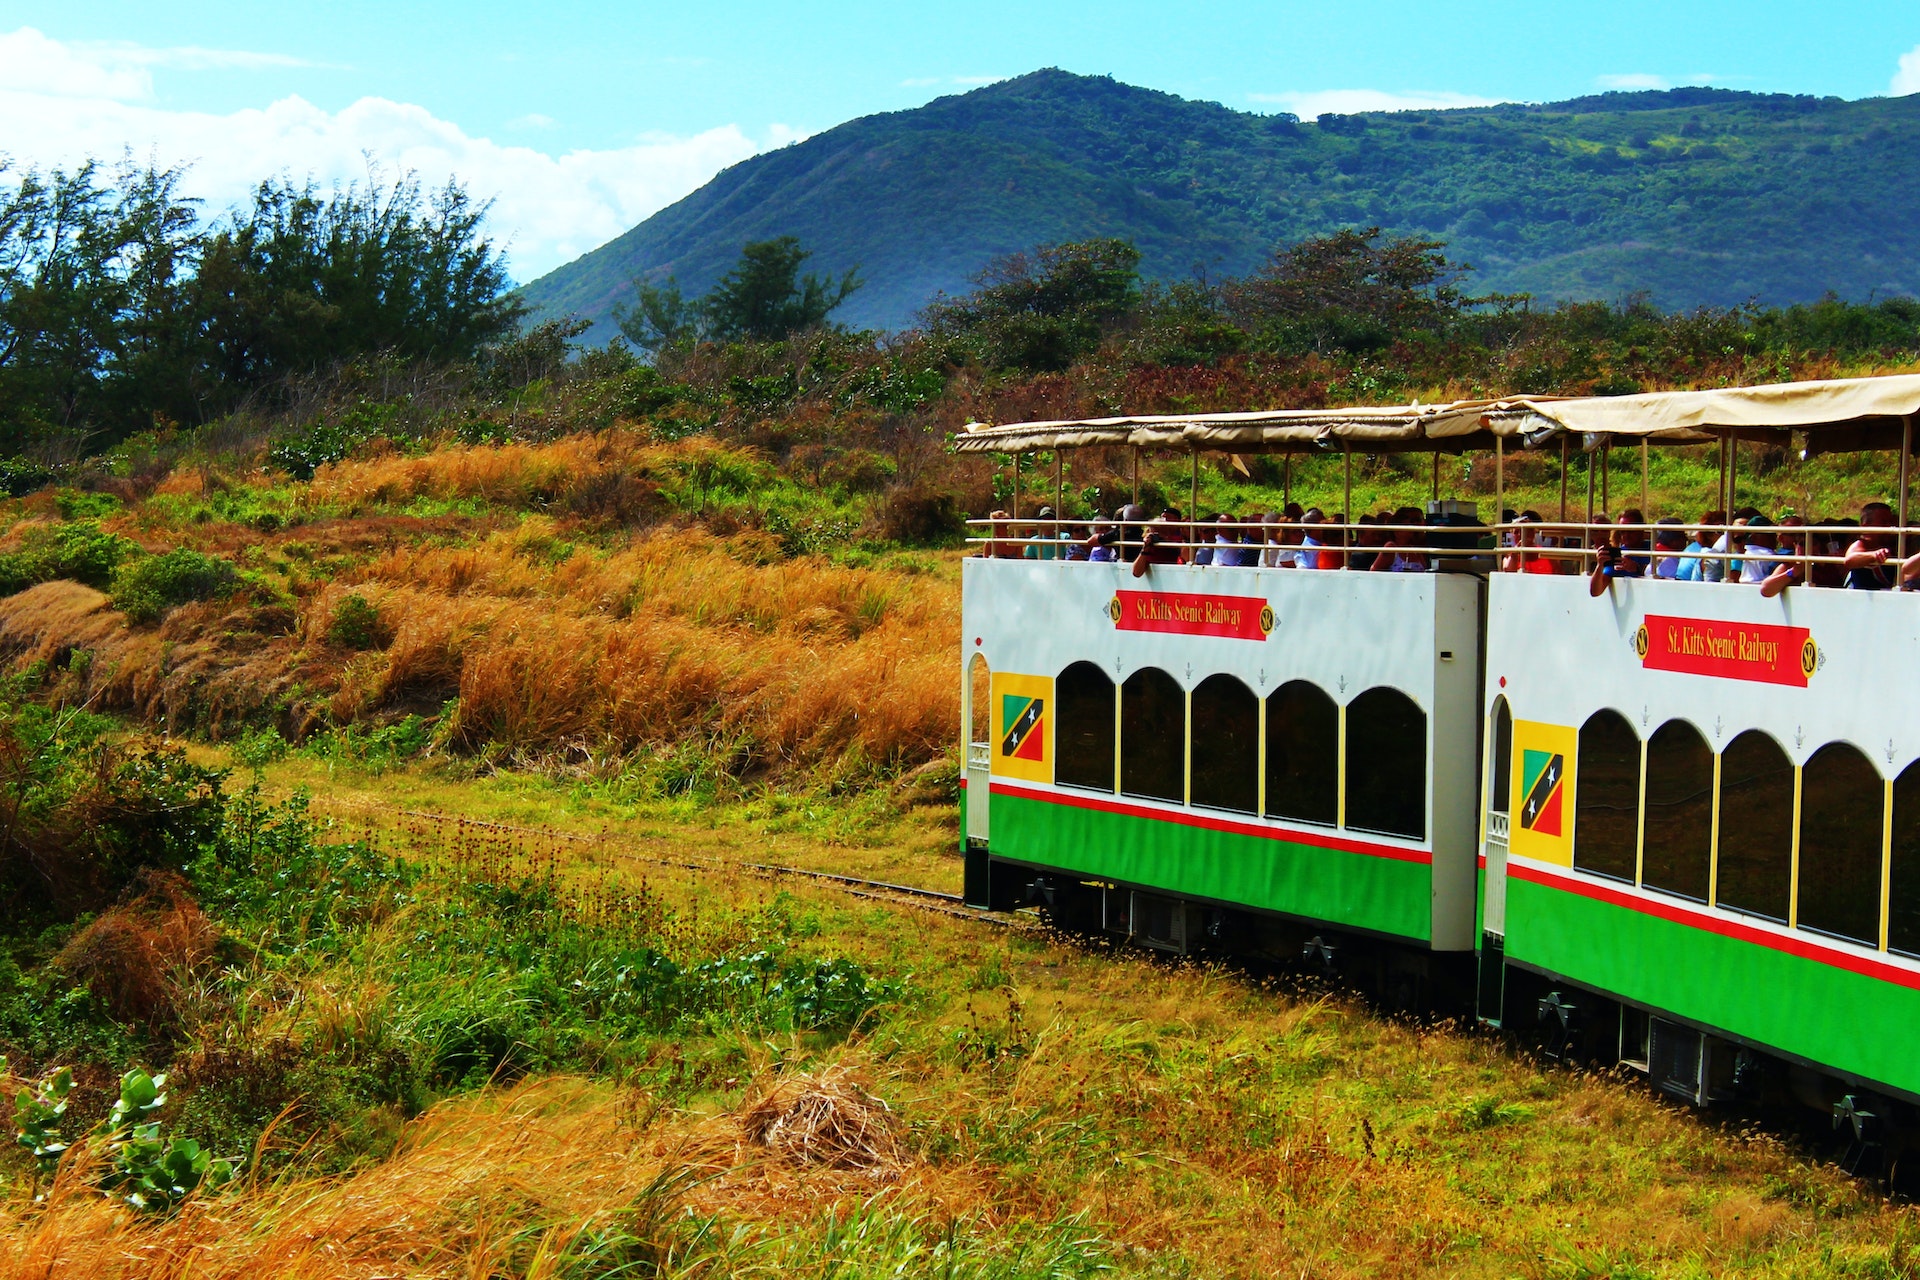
[517, 70, 1920, 340]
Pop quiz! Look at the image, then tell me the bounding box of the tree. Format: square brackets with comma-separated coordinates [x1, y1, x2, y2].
[616, 236, 862, 355]
[1222, 227, 1480, 356]
[923, 238, 1141, 372]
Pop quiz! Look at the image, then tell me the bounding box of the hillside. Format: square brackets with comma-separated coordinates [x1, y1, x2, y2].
[518, 70, 1920, 339]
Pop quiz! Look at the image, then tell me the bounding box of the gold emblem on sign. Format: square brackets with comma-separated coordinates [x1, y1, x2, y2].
[1107, 595, 1122, 623]
[1258, 604, 1275, 635]
[1800, 636, 1818, 680]
[1634, 623, 1649, 659]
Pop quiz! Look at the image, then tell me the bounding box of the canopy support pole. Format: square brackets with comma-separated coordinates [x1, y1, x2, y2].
[1283, 455, 1291, 507]
[1189, 448, 1199, 521]
[1584, 443, 1595, 550]
[1601, 441, 1610, 519]
[1901, 416, 1913, 566]
[1343, 443, 1353, 568]
[1131, 448, 1139, 507]
[1011, 453, 1019, 522]
[1431, 451, 1440, 504]
[1559, 436, 1569, 524]
[1716, 435, 1728, 523]
[1054, 451, 1064, 534]
[1728, 432, 1738, 518]
[1640, 439, 1650, 516]
[1495, 437, 1504, 530]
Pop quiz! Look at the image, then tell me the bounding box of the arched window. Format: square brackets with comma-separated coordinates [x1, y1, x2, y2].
[1120, 668, 1185, 804]
[1266, 680, 1337, 827]
[1574, 709, 1639, 882]
[1490, 697, 1513, 816]
[1797, 742, 1883, 946]
[1642, 719, 1712, 901]
[1054, 661, 1115, 792]
[1716, 730, 1794, 921]
[1190, 674, 1258, 814]
[1345, 687, 1425, 840]
[968, 654, 990, 752]
[1889, 759, 1920, 956]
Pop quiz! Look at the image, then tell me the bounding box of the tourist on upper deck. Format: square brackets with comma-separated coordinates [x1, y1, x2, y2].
[1211, 513, 1251, 568]
[1503, 512, 1556, 574]
[1190, 513, 1216, 566]
[1844, 502, 1901, 589]
[1022, 506, 1068, 560]
[1061, 517, 1091, 562]
[1115, 503, 1147, 562]
[1298, 509, 1328, 569]
[1131, 507, 1187, 577]
[1258, 513, 1285, 568]
[1084, 516, 1118, 563]
[1651, 518, 1687, 579]
[1673, 510, 1723, 582]
[1272, 512, 1307, 567]
[1371, 507, 1428, 573]
[1615, 509, 1652, 576]
[983, 510, 1018, 558]
[1730, 514, 1799, 597]
[1808, 517, 1850, 587]
[1349, 514, 1384, 571]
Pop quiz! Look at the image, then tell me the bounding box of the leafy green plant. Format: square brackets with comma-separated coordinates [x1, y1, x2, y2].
[0, 521, 139, 594]
[109, 547, 238, 623]
[53, 489, 122, 520]
[97, 1069, 239, 1211]
[9, 1058, 75, 1178]
[326, 592, 385, 648]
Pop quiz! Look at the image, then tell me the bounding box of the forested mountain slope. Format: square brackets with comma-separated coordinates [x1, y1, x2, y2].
[519, 69, 1920, 338]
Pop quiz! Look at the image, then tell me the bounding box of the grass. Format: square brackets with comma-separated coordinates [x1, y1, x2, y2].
[5, 745, 1917, 1278]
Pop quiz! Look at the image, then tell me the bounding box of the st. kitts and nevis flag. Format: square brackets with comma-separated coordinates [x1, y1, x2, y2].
[989, 672, 1053, 784]
[1508, 719, 1577, 866]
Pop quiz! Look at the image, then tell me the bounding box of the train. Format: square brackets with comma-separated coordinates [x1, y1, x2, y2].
[952, 374, 1920, 1166]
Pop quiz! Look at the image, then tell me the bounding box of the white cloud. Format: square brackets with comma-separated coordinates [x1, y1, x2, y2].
[1247, 88, 1502, 117]
[1895, 44, 1920, 96]
[0, 26, 789, 283]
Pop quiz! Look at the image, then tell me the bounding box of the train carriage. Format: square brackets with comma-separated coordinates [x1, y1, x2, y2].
[956, 373, 1920, 1131]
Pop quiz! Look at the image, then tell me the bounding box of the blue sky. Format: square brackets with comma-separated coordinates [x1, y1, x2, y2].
[2, 2, 1917, 281]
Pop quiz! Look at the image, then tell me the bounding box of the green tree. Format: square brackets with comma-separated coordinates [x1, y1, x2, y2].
[923, 238, 1141, 372]
[1223, 226, 1485, 355]
[702, 236, 861, 342]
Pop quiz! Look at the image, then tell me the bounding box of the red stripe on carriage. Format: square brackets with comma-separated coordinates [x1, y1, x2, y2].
[987, 781, 1432, 865]
[1509, 860, 1920, 991]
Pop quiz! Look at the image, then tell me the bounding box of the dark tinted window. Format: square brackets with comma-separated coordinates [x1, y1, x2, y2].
[1890, 760, 1920, 956]
[1716, 730, 1794, 921]
[1490, 697, 1512, 813]
[1797, 742, 1883, 946]
[1190, 674, 1258, 814]
[1574, 710, 1639, 882]
[1266, 680, 1337, 826]
[1120, 668, 1186, 803]
[1642, 719, 1712, 901]
[1345, 687, 1425, 840]
[1054, 661, 1115, 792]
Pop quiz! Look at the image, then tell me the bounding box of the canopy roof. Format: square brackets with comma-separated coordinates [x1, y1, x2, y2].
[954, 373, 1920, 455]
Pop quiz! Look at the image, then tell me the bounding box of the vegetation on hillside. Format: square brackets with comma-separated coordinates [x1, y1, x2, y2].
[519, 69, 1920, 337]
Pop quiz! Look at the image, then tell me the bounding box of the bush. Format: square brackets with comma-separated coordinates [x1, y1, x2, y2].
[326, 592, 386, 648]
[0, 521, 140, 594]
[0, 457, 54, 497]
[876, 484, 964, 545]
[110, 548, 238, 623]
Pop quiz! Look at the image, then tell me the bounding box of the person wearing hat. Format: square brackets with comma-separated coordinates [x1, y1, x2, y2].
[1022, 505, 1071, 560]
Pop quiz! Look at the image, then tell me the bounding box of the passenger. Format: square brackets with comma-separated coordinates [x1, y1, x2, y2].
[1276, 513, 1307, 567]
[1732, 515, 1798, 597]
[1327, 513, 1350, 569]
[1616, 508, 1651, 575]
[1844, 502, 1899, 589]
[1115, 503, 1148, 562]
[1349, 514, 1383, 571]
[1503, 512, 1557, 574]
[1022, 505, 1065, 560]
[1131, 507, 1187, 578]
[1215, 513, 1256, 568]
[1259, 513, 1286, 568]
[1299, 508, 1328, 569]
[1651, 518, 1687, 579]
[984, 509, 1018, 558]
[1371, 507, 1428, 573]
[1062, 517, 1091, 562]
[1673, 510, 1721, 582]
[1191, 512, 1216, 566]
[1808, 516, 1849, 588]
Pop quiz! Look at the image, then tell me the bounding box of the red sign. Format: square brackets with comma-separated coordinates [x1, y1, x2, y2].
[1110, 590, 1273, 641]
[1638, 614, 1816, 688]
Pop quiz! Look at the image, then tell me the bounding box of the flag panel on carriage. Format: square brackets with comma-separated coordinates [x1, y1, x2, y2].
[989, 672, 1054, 784]
[1509, 719, 1577, 867]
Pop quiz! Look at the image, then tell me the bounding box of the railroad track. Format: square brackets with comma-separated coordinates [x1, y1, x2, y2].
[315, 798, 1012, 927]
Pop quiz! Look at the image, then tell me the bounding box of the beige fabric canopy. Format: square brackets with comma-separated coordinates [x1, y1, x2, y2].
[956, 373, 1920, 454]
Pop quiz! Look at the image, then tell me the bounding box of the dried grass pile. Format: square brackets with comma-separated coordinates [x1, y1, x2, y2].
[738, 1067, 906, 1180]
[54, 871, 220, 1031]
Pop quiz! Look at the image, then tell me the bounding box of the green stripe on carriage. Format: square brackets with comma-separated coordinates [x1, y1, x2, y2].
[990, 789, 1432, 943]
[1505, 876, 1920, 1098]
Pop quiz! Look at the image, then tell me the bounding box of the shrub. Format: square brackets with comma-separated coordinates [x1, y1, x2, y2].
[0, 457, 54, 497]
[326, 592, 386, 649]
[110, 548, 238, 623]
[54, 488, 123, 519]
[0, 521, 140, 594]
[876, 483, 964, 545]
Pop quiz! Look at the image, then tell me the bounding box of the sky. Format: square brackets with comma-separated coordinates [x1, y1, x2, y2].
[2, 2, 1918, 284]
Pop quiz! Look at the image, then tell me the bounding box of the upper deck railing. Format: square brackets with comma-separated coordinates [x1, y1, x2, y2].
[964, 517, 1920, 586]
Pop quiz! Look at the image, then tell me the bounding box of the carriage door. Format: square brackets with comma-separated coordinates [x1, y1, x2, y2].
[966, 654, 992, 841]
[1483, 697, 1513, 935]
